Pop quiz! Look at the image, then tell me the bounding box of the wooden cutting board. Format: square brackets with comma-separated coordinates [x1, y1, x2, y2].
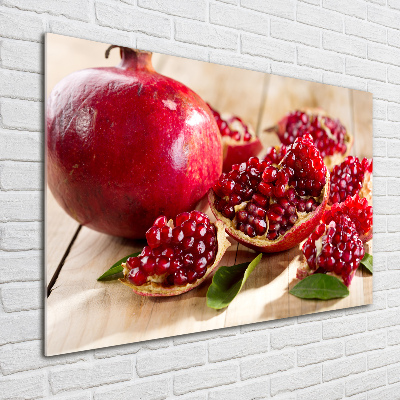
[45, 49, 373, 356]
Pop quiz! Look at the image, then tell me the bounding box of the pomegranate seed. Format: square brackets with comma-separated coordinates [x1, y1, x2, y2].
[128, 268, 147, 286]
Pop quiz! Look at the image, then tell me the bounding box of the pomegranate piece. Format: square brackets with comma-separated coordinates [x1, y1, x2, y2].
[209, 134, 330, 253]
[268, 108, 353, 169]
[120, 211, 231, 296]
[329, 156, 372, 206]
[263, 144, 288, 166]
[208, 104, 262, 172]
[47, 47, 222, 239]
[323, 194, 373, 242]
[298, 215, 365, 287]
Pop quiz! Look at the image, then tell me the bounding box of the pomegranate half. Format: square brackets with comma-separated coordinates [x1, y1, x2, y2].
[209, 134, 330, 253]
[47, 47, 222, 239]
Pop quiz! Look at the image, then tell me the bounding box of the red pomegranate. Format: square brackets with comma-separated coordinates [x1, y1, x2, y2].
[209, 134, 330, 253]
[47, 47, 223, 239]
[207, 104, 262, 172]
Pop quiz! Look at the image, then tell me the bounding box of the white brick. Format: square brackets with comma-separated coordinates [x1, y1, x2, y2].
[369, 43, 400, 67]
[346, 331, 386, 356]
[298, 46, 344, 73]
[388, 289, 400, 308]
[271, 62, 323, 83]
[373, 100, 387, 120]
[388, 364, 400, 384]
[368, 346, 400, 370]
[386, 139, 400, 158]
[240, 317, 296, 333]
[49, 20, 133, 48]
[389, 0, 400, 10]
[0, 371, 46, 400]
[368, 383, 400, 400]
[240, 350, 295, 379]
[210, 3, 269, 36]
[3, 0, 90, 22]
[298, 341, 343, 366]
[368, 81, 400, 103]
[346, 291, 386, 315]
[136, 344, 206, 377]
[174, 363, 239, 395]
[0, 130, 42, 161]
[0, 340, 87, 375]
[297, 381, 343, 400]
[298, 309, 344, 324]
[0, 250, 41, 283]
[208, 379, 269, 400]
[375, 159, 400, 177]
[374, 215, 386, 233]
[270, 365, 321, 396]
[371, 253, 386, 272]
[0, 9, 44, 42]
[388, 103, 400, 122]
[323, 355, 366, 381]
[0, 39, 42, 73]
[96, 1, 171, 39]
[94, 378, 169, 400]
[301, 0, 320, 4]
[388, 217, 400, 232]
[50, 359, 133, 394]
[0, 161, 42, 191]
[345, 368, 386, 396]
[323, 0, 366, 19]
[323, 31, 366, 58]
[388, 327, 400, 346]
[270, 323, 322, 350]
[138, 36, 209, 62]
[271, 19, 320, 47]
[241, 0, 295, 20]
[369, 308, 400, 330]
[138, 0, 206, 21]
[388, 252, 400, 270]
[375, 233, 400, 253]
[388, 29, 400, 49]
[373, 177, 386, 196]
[322, 72, 367, 91]
[388, 66, 400, 85]
[209, 332, 269, 362]
[323, 315, 366, 339]
[0, 192, 41, 222]
[175, 20, 237, 50]
[174, 327, 237, 345]
[0, 222, 42, 251]
[0, 310, 40, 345]
[1, 99, 43, 131]
[210, 50, 270, 73]
[368, 4, 400, 30]
[388, 179, 400, 196]
[375, 197, 400, 215]
[345, 18, 386, 44]
[346, 57, 386, 82]
[241, 34, 296, 63]
[297, 3, 343, 32]
[373, 120, 400, 139]
[1, 281, 42, 312]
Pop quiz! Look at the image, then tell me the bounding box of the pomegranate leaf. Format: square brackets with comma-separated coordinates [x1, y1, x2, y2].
[360, 253, 373, 274]
[207, 253, 262, 310]
[97, 252, 141, 281]
[290, 274, 349, 300]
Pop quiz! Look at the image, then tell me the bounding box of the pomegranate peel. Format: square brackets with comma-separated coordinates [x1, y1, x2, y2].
[120, 218, 231, 296]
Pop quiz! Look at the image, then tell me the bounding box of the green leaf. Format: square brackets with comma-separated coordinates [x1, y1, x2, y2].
[206, 253, 263, 310]
[289, 274, 349, 300]
[360, 253, 373, 274]
[97, 252, 141, 281]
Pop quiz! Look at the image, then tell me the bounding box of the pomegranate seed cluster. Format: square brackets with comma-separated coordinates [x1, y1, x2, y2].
[323, 194, 372, 239]
[302, 215, 365, 286]
[329, 156, 372, 205]
[208, 104, 252, 142]
[280, 110, 348, 158]
[263, 145, 287, 165]
[213, 134, 327, 240]
[126, 211, 217, 287]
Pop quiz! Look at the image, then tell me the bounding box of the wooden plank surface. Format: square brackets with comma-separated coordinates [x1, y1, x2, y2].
[46, 51, 373, 356]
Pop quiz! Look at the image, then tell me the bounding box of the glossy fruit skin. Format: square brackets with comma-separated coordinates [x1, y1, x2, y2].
[47, 48, 222, 238]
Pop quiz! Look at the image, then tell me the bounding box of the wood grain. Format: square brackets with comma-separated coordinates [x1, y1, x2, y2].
[46, 50, 373, 356]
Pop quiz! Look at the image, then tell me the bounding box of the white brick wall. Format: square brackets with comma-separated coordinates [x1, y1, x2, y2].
[0, 0, 399, 399]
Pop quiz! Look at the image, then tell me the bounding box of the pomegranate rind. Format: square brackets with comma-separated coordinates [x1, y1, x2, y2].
[119, 220, 231, 296]
[222, 137, 263, 173]
[269, 107, 353, 170]
[208, 169, 330, 253]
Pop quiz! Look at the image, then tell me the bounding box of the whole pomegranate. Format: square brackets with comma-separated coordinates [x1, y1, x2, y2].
[47, 47, 222, 239]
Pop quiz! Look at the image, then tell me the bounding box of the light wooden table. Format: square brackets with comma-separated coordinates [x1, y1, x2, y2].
[45, 54, 373, 356]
